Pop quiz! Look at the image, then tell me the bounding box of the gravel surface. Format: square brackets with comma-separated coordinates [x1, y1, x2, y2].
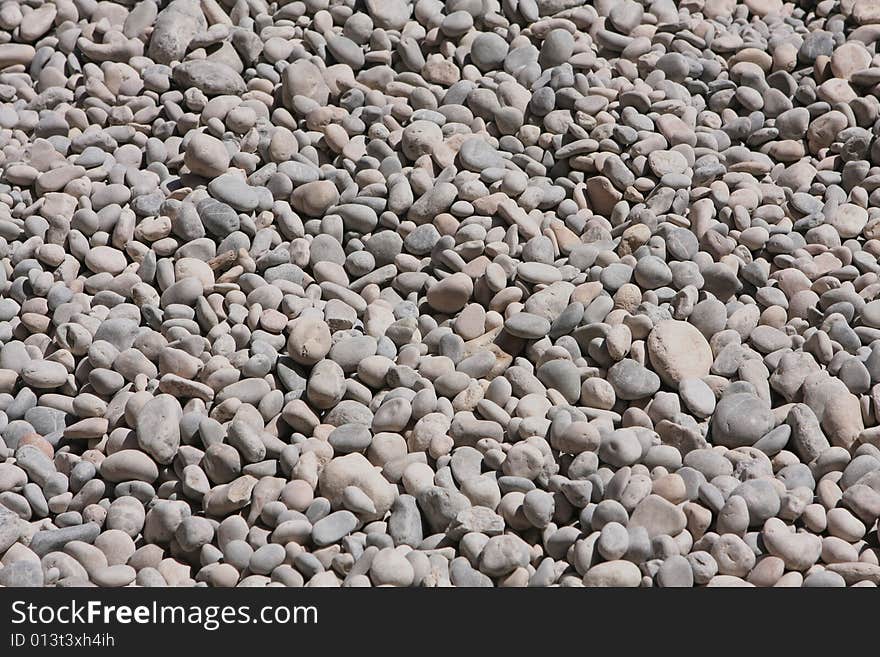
[1, 0, 880, 588]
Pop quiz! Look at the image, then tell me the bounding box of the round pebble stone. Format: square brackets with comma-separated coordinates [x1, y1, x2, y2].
[184, 133, 230, 178]
[583, 561, 642, 587]
[505, 313, 552, 339]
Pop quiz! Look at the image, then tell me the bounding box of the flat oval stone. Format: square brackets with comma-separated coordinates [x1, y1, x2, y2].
[311, 510, 358, 547]
[505, 312, 552, 339]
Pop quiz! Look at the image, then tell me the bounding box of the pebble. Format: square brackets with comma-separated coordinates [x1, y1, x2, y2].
[172, 61, 246, 97]
[583, 561, 642, 588]
[370, 548, 415, 587]
[629, 495, 687, 539]
[647, 321, 714, 387]
[608, 360, 661, 400]
[291, 181, 339, 218]
[711, 393, 777, 448]
[30, 523, 101, 557]
[479, 535, 530, 577]
[185, 133, 231, 179]
[135, 395, 182, 465]
[0, 0, 874, 591]
[505, 313, 552, 340]
[657, 555, 694, 588]
[427, 274, 473, 314]
[100, 451, 159, 483]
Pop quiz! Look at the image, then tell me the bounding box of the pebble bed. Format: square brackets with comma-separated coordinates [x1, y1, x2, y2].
[1, 0, 880, 588]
